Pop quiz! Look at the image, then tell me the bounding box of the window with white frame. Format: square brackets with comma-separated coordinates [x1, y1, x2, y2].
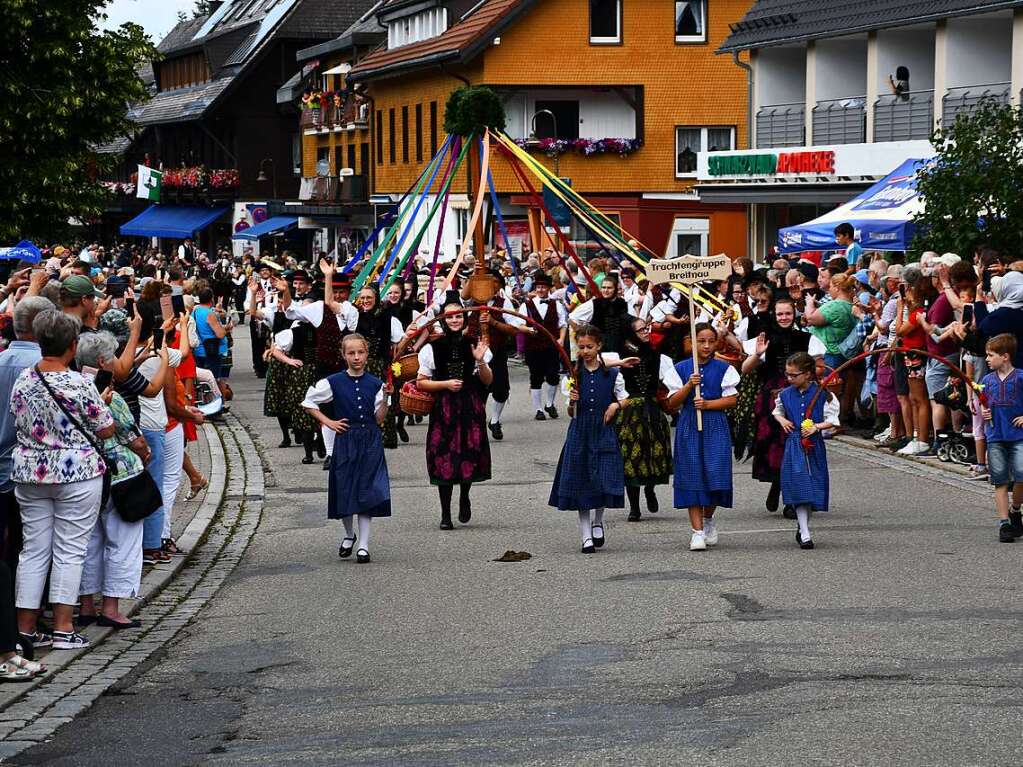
[668, 218, 710, 258]
[675, 1, 706, 42]
[589, 0, 621, 44]
[387, 7, 448, 49]
[675, 126, 734, 177]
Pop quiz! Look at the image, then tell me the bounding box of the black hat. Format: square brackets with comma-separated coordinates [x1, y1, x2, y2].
[330, 274, 352, 289]
[290, 269, 311, 283]
[532, 271, 552, 287]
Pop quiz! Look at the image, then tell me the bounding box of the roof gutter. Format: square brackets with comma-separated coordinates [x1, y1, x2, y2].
[347, 50, 460, 83]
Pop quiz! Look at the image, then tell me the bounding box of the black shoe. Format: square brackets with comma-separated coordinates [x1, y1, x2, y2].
[396, 424, 409, 443]
[322, 457, 331, 471]
[645, 487, 659, 513]
[301, 456, 315, 465]
[383, 438, 398, 450]
[534, 410, 547, 421]
[581, 539, 595, 554]
[766, 484, 780, 512]
[627, 508, 641, 522]
[1011, 509, 1023, 538]
[338, 536, 356, 558]
[96, 616, 142, 630]
[458, 498, 472, 525]
[887, 437, 913, 452]
[591, 525, 605, 548]
[356, 548, 371, 564]
[782, 505, 796, 520]
[545, 406, 559, 420]
[440, 516, 454, 531]
[315, 439, 326, 459]
[796, 529, 815, 549]
[414, 415, 423, 424]
[489, 422, 503, 441]
[277, 438, 292, 449]
[1000, 523, 1016, 543]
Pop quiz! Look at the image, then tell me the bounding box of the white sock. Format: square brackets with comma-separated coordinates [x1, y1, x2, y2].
[704, 515, 715, 531]
[578, 509, 593, 543]
[530, 389, 543, 410]
[357, 514, 372, 552]
[796, 505, 811, 540]
[341, 515, 354, 541]
[592, 508, 604, 528]
[542, 382, 557, 408]
[491, 400, 505, 424]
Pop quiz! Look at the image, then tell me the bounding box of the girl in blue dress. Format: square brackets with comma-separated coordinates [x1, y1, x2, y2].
[772, 351, 840, 549]
[673, 324, 740, 552]
[549, 324, 631, 553]
[303, 334, 392, 564]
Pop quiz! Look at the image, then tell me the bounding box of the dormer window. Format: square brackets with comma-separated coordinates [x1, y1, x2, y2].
[387, 7, 447, 49]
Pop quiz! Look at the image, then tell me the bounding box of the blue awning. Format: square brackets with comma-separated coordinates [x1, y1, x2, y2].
[120, 205, 229, 239]
[231, 216, 299, 241]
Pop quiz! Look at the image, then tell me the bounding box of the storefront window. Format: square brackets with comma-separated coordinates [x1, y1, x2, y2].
[676, 126, 735, 177]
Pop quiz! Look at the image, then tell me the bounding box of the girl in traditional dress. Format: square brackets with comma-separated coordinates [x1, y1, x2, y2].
[570, 275, 632, 356]
[549, 324, 630, 553]
[416, 304, 493, 530]
[383, 282, 412, 442]
[302, 334, 392, 563]
[354, 285, 403, 449]
[772, 352, 840, 549]
[616, 318, 685, 521]
[740, 297, 826, 512]
[674, 323, 740, 552]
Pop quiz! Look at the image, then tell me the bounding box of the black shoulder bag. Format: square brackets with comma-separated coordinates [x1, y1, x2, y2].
[34, 366, 162, 523]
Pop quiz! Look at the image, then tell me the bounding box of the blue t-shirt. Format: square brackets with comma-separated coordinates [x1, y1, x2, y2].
[982, 368, 1023, 443]
[844, 241, 863, 264]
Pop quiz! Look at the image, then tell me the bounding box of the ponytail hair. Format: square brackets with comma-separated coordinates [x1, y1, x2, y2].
[786, 351, 816, 378]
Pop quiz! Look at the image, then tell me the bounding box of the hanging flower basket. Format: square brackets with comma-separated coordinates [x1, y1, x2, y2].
[515, 137, 643, 158]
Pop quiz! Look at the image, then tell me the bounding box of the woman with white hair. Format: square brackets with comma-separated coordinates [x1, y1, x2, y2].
[13, 310, 114, 651]
[74, 332, 151, 629]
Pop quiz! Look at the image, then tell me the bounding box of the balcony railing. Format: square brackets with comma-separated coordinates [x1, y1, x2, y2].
[942, 82, 1011, 125]
[812, 96, 866, 145]
[873, 90, 934, 142]
[341, 174, 367, 203]
[299, 176, 339, 202]
[300, 102, 367, 131]
[755, 102, 805, 148]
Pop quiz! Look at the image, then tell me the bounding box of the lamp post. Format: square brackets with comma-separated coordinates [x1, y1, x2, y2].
[256, 157, 277, 200]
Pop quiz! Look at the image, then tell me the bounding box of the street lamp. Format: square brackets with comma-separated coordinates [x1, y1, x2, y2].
[256, 157, 277, 200]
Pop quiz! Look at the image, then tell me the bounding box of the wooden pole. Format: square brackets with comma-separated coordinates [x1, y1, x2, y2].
[689, 292, 702, 431]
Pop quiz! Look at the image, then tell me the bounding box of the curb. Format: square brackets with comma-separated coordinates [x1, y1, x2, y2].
[835, 433, 975, 478]
[0, 421, 228, 712]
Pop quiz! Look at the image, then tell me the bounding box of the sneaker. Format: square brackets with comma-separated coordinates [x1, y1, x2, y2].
[689, 530, 707, 551]
[1000, 523, 1016, 543]
[488, 422, 503, 441]
[873, 426, 892, 443]
[886, 436, 912, 452]
[18, 631, 51, 650]
[545, 405, 559, 420]
[703, 519, 719, 546]
[1011, 509, 1023, 538]
[897, 439, 924, 455]
[51, 631, 90, 650]
[534, 410, 546, 421]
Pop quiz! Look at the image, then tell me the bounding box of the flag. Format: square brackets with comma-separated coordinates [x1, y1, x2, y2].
[136, 165, 162, 202]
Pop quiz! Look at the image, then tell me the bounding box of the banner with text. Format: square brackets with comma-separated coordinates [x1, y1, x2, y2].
[645, 254, 731, 286]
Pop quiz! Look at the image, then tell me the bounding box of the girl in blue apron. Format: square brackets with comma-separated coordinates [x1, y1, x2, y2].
[303, 334, 392, 563]
[549, 324, 630, 553]
[673, 324, 740, 552]
[772, 351, 840, 549]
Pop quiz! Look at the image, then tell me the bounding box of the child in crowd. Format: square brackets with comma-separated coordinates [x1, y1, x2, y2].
[549, 324, 630, 553]
[302, 334, 392, 563]
[979, 333, 1023, 543]
[773, 352, 841, 549]
[673, 324, 739, 552]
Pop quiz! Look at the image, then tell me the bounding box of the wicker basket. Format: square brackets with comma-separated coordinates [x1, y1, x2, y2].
[393, 353, 420, 382]
[400, 381, 434, 416]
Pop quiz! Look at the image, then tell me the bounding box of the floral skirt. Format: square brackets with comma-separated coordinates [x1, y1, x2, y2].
[751, 373, 785, 484]
[366, 355, 397, 448]
[263, 358, 315, 431]
[615, 398, 672, 486]
[426, 387, 492, 485]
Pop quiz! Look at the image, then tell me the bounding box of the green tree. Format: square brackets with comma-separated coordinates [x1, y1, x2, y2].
[913, 101, 1023, 257]
[0, 1, 155, 242]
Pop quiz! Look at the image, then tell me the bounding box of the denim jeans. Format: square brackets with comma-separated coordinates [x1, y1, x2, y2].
[987, 440, 1023, 486]
[142, 429, 166, 550]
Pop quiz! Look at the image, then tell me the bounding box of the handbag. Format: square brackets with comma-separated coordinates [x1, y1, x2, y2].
[34, 367, 162, 523]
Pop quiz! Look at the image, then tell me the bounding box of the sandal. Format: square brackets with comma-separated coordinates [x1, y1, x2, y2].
[8, 655, 46, 676]
[186, 477, 209, 501]
[0, 660, 34, 682]
[161, 538, 186, 556]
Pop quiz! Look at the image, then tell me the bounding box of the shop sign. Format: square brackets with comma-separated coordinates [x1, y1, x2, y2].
[708, 150, 835, 177]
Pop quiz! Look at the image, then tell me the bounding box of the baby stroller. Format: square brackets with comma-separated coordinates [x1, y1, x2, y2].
[935, 429, 976, 465]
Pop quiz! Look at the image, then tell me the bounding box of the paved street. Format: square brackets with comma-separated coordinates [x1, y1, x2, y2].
[11, 335, 1023, 766]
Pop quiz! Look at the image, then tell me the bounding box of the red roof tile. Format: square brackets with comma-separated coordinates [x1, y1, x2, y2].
[348, 0, 529, 80]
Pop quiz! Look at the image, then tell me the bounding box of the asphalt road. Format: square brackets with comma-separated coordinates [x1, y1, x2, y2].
[14, 334, 1023, 766]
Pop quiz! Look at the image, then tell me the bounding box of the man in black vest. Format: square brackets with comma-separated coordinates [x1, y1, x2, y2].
[522, 272, 567, 420]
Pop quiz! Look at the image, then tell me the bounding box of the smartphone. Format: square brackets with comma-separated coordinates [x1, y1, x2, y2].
[125, 297, 135, 318]
[171, 294, 185, 316]
[962, 303, 974, 325]
[152, 328, 164, 351]
[107, 281, 127, 299]
[898, 284, 906, 298]
[159, 295, 174, 321]
[94, 369, 113, 391]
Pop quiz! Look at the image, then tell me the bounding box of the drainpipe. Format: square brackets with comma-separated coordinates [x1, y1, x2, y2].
[731, 50, 756, 260]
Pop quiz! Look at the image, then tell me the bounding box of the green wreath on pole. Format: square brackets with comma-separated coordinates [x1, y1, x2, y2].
[443, 86, 506, 137]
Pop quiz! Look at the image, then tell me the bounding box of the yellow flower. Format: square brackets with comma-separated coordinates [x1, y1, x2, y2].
[391, 362, 402, 377]
[801, 418, 814, 429]
[971, 381, 985, 392]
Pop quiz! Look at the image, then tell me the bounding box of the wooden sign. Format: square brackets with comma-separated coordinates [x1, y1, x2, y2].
[645, 254, 731, 286]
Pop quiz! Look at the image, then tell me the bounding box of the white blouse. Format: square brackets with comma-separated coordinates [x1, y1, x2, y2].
[741, 332, 827, 360]
[602, 352, 685, 396]
[285, 300, 359, 332]
[301, 376, 385, 411]
[772, 389, 841, 427]
[418, 343, 494, 377]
